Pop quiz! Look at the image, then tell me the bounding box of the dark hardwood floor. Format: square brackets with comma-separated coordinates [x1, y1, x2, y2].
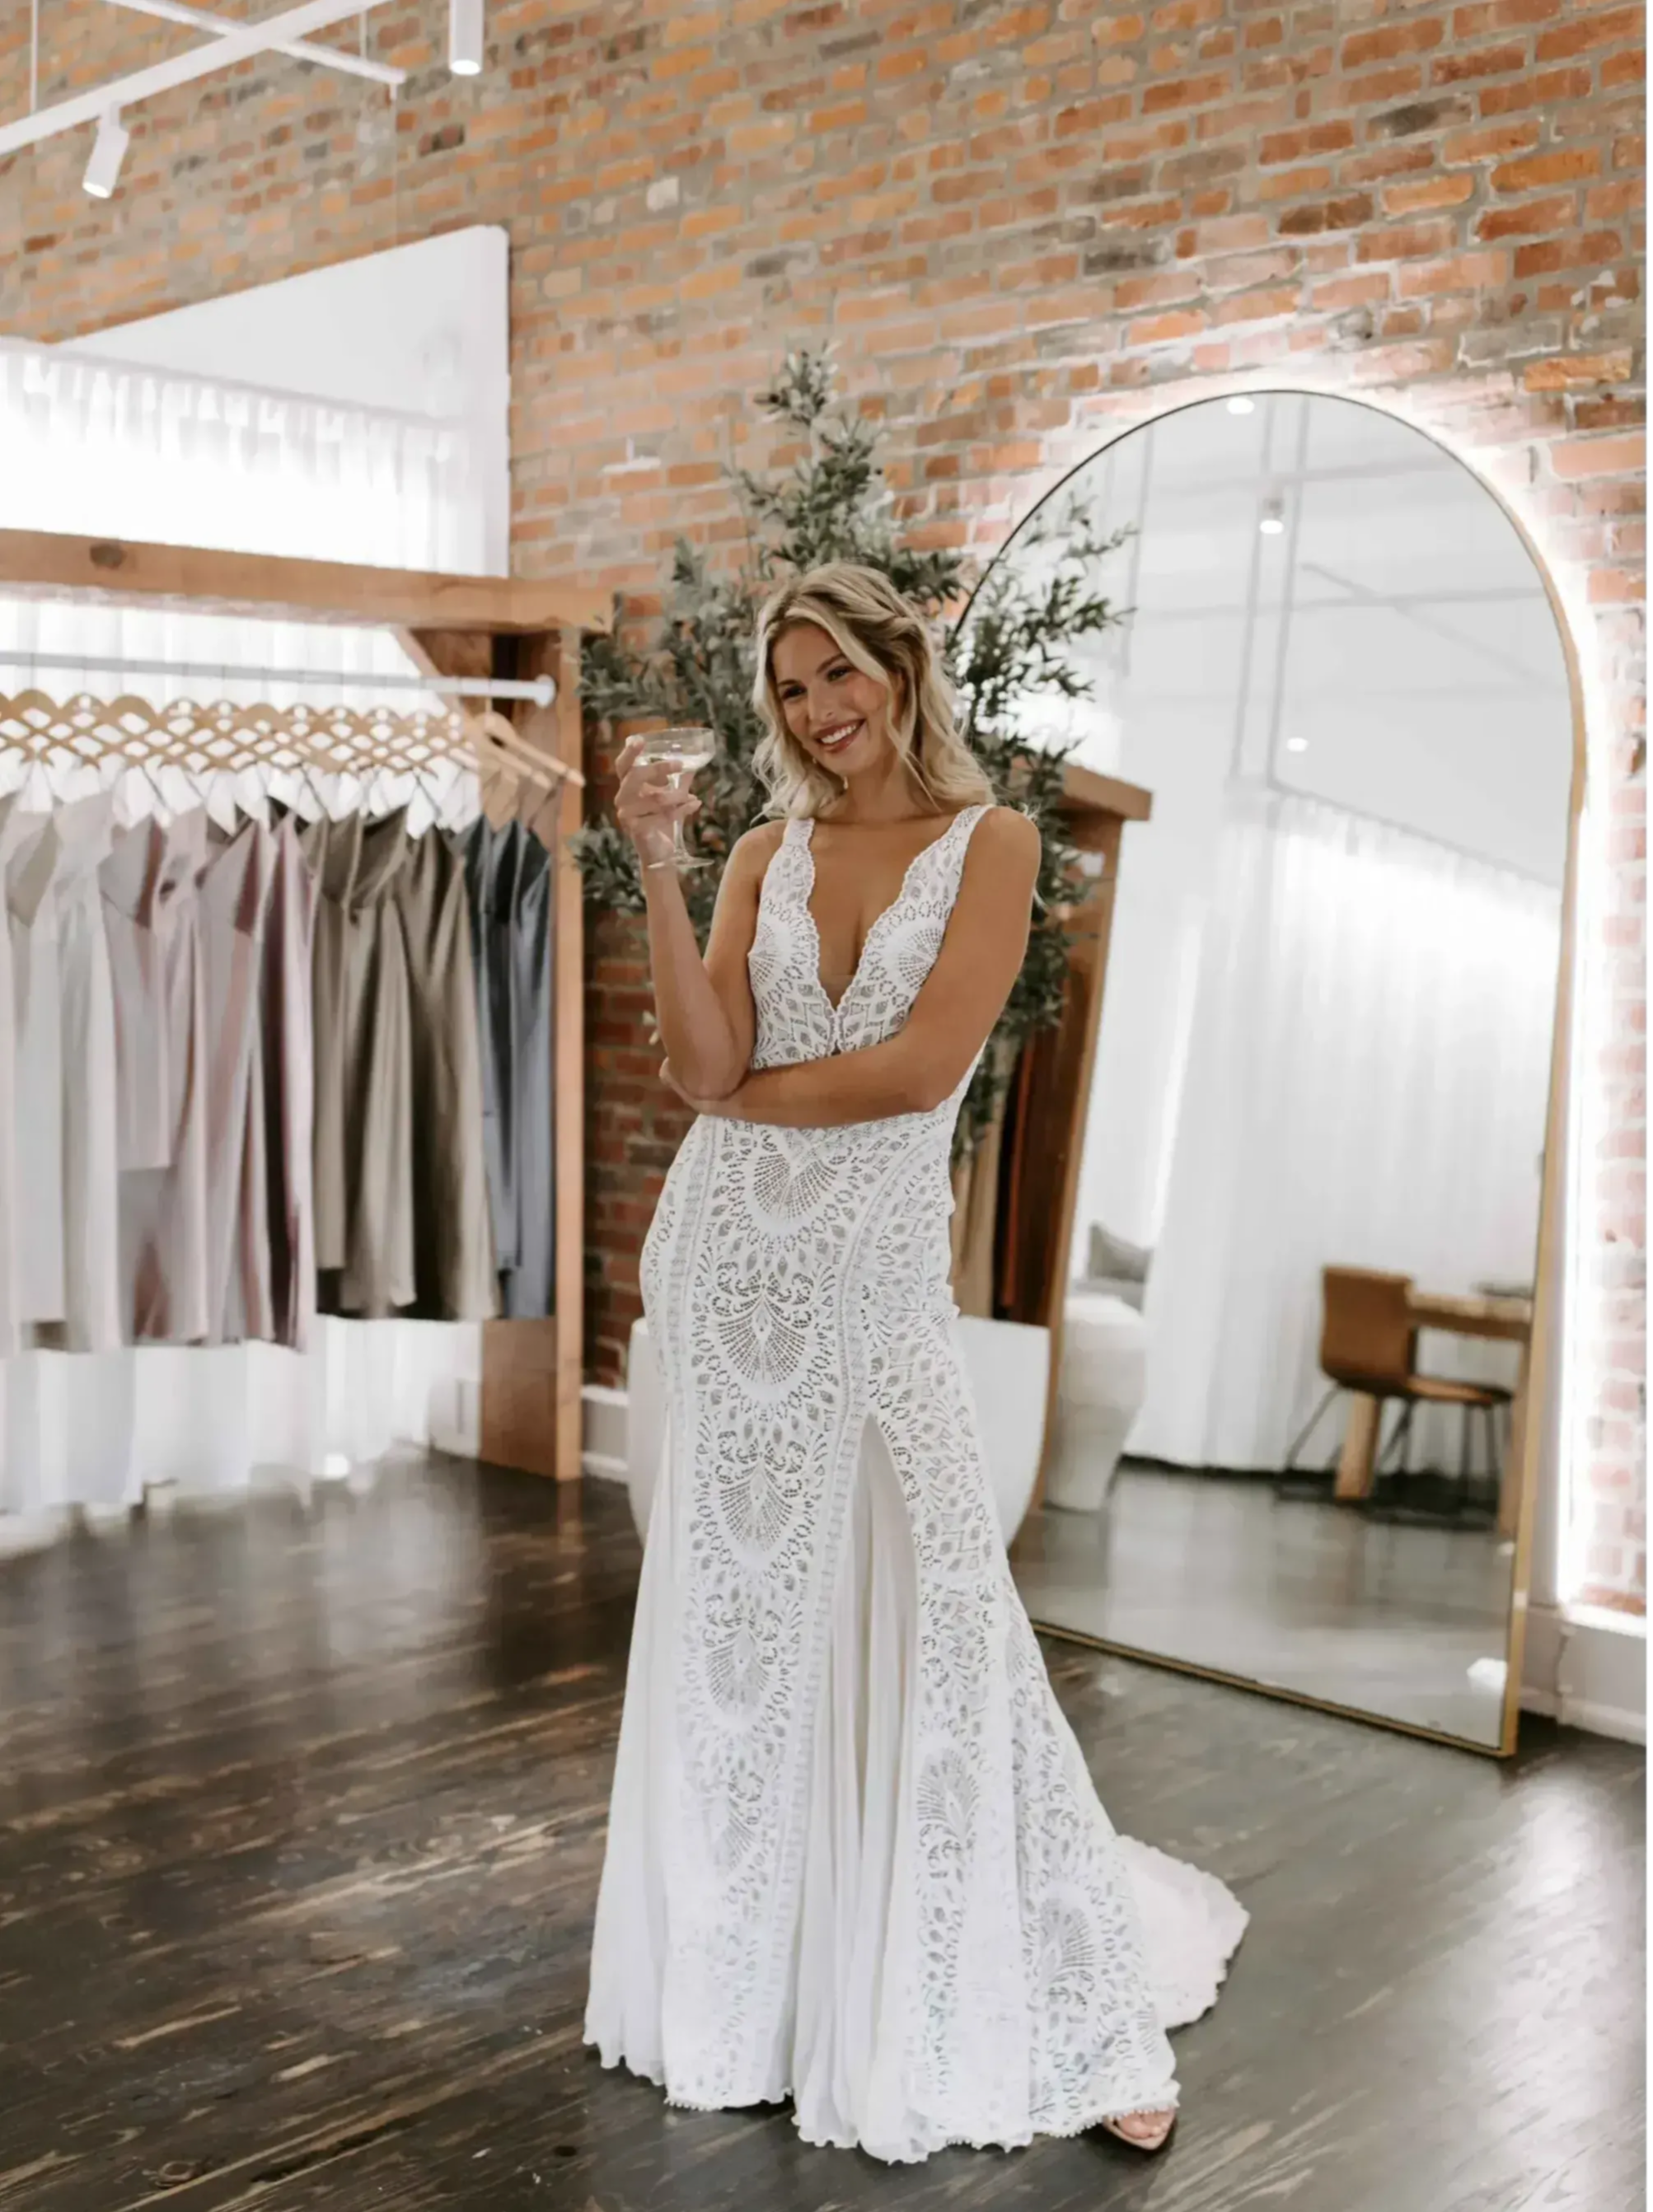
[0, 1458, 1642, 2212]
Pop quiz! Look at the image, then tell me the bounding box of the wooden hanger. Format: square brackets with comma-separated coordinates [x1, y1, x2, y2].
[468, 707, 583, 792]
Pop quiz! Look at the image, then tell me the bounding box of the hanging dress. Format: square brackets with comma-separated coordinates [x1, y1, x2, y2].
[399, 825, 496, 1321]
[260, 815, 317, 1351]
[103, 811, 213, 1345]
[0, 792, 121, 1352]
[585, 805, 1247, 2163]
[307, 808, 414, 1317]
[457, 817, 555, 1319]
[199, 817, 275, 1344]
[307, 810, 495, 1321]
[0, 798, 21, 1359]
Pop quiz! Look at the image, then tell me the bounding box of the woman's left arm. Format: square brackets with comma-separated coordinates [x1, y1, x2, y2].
[667, 807, 1042, 1127]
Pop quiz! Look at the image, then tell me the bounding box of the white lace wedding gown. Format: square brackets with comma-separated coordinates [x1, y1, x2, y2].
[585, 805, 1247, 2163]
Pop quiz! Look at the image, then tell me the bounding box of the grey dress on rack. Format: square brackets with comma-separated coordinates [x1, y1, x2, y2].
[260, 815, 317, 1350]
[457, 817, 555, 1319]
[200, 816, 275, 1344]
[307, 808, 495, 1321]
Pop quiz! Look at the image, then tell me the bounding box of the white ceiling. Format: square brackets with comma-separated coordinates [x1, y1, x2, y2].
[989, 391, 1574, 886]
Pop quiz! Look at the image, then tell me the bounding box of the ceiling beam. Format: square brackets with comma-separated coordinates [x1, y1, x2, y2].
[104, 0, 405, 88]
[0, 0, 396, 157]
[0, 528, 612, 638]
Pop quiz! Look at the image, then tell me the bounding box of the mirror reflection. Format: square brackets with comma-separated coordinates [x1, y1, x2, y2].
[1004, 392, 1571, 1750]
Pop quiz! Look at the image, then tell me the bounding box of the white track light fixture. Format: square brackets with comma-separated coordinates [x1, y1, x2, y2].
[83, 109, 130, 198]
[448, 0, 482, 74]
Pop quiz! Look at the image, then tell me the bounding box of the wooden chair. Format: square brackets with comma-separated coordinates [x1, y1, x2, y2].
[1277, 1267, 1511, 1517]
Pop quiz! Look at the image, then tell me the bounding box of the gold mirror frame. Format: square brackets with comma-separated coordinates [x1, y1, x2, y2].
[983, 386, 1588, 1761]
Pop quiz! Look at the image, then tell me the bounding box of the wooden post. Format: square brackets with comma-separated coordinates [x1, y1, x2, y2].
[409, 623, 586, 1485]
[991, 764, 1150, 1519]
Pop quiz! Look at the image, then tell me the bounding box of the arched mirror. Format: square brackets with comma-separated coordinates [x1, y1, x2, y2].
[984, 391, 1577, 1755]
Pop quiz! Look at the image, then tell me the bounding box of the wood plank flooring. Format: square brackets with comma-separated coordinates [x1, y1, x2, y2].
[0, 1457, 1642, 2212]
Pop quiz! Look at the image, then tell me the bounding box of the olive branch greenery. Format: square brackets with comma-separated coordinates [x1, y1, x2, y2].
[572, 348, 1127, 1155]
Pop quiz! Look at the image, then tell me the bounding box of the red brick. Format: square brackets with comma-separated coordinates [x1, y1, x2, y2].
[1355, 216, 1458, 259]
[1535, 4, 1642, 58]
[1342, 19, 1446, 66]
[1127, 308, 1209, 343]
[1510, 227, 1624, 275]
[1257, 163, 1337, 202]
[1477, 192, 1582, 238]
[1258, 120, 1356, 162]
[1310, 268, 1392, 310]
[1384, 174, 1477, 213]
[1492, 146, 1605, 190]
[1142, 69, 1234, 111]
[1431, 39, 1529, 82]
[1585, 179, 1640, 222]
[1394, 247, 1512, 293]
[1476, 64, 1594, 114]
[1550, 432, 1647, 478]
[1210, 283, 1300, 322]
[1281, 192, 1378, 234]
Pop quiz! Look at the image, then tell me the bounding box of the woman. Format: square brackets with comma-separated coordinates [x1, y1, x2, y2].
[584, 564, 1245, 2164]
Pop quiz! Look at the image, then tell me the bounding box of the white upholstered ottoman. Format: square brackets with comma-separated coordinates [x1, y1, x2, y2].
[1043, 1291, 1147, 1513]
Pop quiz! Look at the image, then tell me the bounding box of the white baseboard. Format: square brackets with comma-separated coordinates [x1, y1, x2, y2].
[582, 1383, 629, 1483]
[1520, 1601, 1646, 1745]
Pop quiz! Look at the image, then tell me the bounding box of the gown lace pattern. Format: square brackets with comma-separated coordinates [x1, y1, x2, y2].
[584, 806, 1246, 2162]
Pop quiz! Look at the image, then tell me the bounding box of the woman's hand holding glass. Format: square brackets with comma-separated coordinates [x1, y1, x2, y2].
[615, 727, 716, 872]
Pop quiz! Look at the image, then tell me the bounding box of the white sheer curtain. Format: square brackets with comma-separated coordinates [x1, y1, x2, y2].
[0, 339, 483, 569]
[1132, 784, 1561, 1471]
[0, 339, 493, 1528]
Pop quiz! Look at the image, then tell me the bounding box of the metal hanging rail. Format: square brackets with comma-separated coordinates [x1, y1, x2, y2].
[0, 0, 401, 158]
[104, 0, 406, 89]
[0, 649, 555, 706]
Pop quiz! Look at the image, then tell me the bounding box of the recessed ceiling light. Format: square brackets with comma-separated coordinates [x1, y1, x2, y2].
[1226, 395, 1255, 416]
[1285, 737, 1309, 753]
[83, 110, 129, 199]
[449, 0, 483, 74]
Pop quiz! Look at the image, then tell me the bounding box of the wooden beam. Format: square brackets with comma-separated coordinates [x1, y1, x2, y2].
[1061, 760, 1154, 825]
[0, 528, 611, 638]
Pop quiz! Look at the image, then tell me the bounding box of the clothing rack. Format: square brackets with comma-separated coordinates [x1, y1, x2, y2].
[0, 648, 559, 706]
[0, 521, 599, 1485]
[0, 686, 583, 795]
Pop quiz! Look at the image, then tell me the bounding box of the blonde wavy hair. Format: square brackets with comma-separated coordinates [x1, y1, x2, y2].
[752, 563, 995, 818]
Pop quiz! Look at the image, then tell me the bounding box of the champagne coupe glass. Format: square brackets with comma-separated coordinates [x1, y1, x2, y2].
[634, 724, 717, 870]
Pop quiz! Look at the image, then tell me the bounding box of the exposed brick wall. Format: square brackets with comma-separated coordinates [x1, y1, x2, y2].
[2, 0, 1643, 1606]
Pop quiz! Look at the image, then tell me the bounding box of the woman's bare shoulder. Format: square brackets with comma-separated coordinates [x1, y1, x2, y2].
[722, 818, 789, 891]
[971, 804, 1042, 864]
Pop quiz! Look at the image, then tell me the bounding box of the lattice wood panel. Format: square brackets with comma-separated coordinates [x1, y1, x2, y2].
[0, 688, 481, 780]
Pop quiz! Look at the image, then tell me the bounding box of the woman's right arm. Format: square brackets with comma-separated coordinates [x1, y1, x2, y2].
[616, 734, 779, 1101]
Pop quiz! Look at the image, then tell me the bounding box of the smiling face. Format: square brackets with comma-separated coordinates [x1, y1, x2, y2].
[770, 620, 897, 784]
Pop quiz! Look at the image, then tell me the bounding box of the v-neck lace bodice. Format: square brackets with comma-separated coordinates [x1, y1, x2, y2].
[747, 806, 990, 1069]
